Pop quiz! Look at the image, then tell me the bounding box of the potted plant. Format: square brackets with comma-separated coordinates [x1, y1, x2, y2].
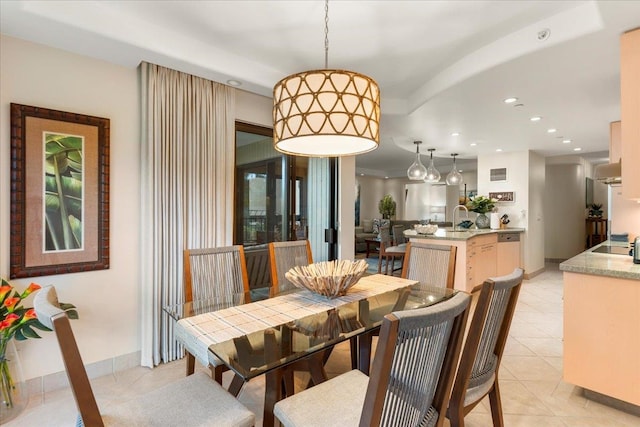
[466, 195, 497, 229]
[378, 195, 396, 219]
[589, 203, 603, 218]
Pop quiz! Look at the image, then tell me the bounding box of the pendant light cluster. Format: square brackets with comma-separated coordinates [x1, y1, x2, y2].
[272, 0, 380, 157]
[406, 143, 462, 185]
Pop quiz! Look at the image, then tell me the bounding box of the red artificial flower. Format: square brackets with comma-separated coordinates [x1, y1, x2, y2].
[3, 297, 20, 312]
[0, 285, 11, 301]
[23, 309, 38, 321]
[0, 314, 20, 331]
[20, 283, 41, 299]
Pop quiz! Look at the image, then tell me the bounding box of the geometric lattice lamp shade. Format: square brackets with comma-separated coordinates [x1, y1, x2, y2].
[273, 69, 380, 157]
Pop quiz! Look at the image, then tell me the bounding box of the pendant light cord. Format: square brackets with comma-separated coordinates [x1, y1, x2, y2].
[324, 0, 329, 69]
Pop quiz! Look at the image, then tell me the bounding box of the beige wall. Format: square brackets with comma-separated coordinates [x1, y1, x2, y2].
[477, 150, 545, 275]
[0, 36, 141, 379]
[356, 176, 410, 222]
[544, 164, 586, 259]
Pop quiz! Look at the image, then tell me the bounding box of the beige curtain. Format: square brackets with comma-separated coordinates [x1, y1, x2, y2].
[140, 62, 236, 366]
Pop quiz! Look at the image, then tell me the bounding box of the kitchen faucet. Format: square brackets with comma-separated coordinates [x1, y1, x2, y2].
[453, 205, 469, 231]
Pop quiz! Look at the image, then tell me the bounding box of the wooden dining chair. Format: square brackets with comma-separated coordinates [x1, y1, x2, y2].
[34, 286, 255, 427]
[183, 246, 251, 387]
[360, 241, 459, 374]
[447, 268, 524, 427]
[392, 224, 407, 245]
[401, 242, 457, 290]
[274, 292, 471, 427]
[378, 225, 406, 275]
[268, 240, 313, 295]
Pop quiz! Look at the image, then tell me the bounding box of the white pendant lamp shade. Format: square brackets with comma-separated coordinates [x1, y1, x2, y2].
[272, 0, 380, 157]
[446, 153, 463, 185]
[424, 148, 441, 183]
[407, 141, 427, 180]
[273, 70, 380, 157]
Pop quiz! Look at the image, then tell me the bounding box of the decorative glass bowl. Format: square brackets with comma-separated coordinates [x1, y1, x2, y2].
[414, 224, 438, 234]
[285, 260, 368, 298]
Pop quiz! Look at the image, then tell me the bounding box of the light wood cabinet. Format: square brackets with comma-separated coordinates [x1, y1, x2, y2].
[621, 28, 640, 200]
[610, 120, 621, 164]
[466, 233, 497, 289]
[497, 244, 520, 276]
[564, 271, 640, 406]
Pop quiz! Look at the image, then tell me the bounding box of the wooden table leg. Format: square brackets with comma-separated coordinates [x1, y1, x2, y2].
[186, 352, 195, 376]
[228, 373, 245, 397]
[358, 331, 373, 375]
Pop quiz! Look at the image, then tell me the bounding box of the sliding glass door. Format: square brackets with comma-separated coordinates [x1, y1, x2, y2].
[234, 122, 337, 261]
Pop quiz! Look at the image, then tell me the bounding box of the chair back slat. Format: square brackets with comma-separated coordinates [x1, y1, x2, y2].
[361, 292, 470, 427]
[34, 286, 105, 427]
[184, 246, 250, 303]
[392, 224, 406, 245]
[401, 242, 457, 289]
[245, 246, 271, 290]
[379, 226, 392, 247]
[269, 240, 313, 293]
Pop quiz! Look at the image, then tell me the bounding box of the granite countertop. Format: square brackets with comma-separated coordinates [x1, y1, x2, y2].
[405, 227, 525, 242]
[559, 241, 640, 280]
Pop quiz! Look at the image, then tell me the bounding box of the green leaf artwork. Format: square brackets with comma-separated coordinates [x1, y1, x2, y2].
[44, 133, 83, 251]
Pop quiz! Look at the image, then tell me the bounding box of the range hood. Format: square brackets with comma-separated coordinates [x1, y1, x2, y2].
[594, 159, 622, 184]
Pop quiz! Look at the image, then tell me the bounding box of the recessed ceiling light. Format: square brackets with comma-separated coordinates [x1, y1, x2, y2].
[547, 128, 557, 133]
[563, 139, 572, 144]
[384, 176, 389, 179]
[451, 132, 460, 137]
[503, 97, 518, 104]
[470, 142, 477, 147]
[530, 116, 542, 122]
[360, 173, 365, 176]
[226, 79, 242, 87]
[573, 147, 582, 151]
[496, 148, 503, 152]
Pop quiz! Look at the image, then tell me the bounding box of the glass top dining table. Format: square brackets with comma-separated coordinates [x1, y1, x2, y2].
[165, 275, 457, 427]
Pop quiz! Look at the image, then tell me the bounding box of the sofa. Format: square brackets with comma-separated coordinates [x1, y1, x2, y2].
[355, 219, 421, 252]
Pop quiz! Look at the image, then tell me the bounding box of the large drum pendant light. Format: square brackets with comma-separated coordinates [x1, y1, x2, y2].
[273, 0, 380, 157]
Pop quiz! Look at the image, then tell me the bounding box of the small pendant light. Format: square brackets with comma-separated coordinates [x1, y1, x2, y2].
[446, 153, 463, 185]
[424, 148, 441, 183]
[407, 141, 427, 180]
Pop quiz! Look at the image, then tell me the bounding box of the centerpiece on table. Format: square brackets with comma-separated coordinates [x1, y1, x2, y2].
[466, 195, 497, 229]
[285, 259, 368, 298]
[0, 279, 77, 422]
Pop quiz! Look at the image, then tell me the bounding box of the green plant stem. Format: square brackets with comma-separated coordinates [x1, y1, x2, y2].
[0, 339, 15, 408]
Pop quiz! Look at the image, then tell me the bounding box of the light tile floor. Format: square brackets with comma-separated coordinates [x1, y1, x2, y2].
[6, 263, 640, 426]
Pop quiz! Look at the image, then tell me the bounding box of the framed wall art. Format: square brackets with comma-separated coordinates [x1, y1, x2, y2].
[10, 103, 110, 278]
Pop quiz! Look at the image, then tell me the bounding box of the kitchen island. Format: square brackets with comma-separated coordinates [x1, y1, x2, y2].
[406, 227, 525, 292]
[560, 242, 640, 408]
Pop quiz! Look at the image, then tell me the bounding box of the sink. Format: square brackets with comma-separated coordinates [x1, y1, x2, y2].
[591, 245, 631, 256]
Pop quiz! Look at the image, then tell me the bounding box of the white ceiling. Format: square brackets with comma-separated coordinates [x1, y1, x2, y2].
[2, 0, 639, 177]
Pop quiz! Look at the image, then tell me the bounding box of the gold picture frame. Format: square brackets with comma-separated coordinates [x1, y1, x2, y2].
[10, 103, 110, 278]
